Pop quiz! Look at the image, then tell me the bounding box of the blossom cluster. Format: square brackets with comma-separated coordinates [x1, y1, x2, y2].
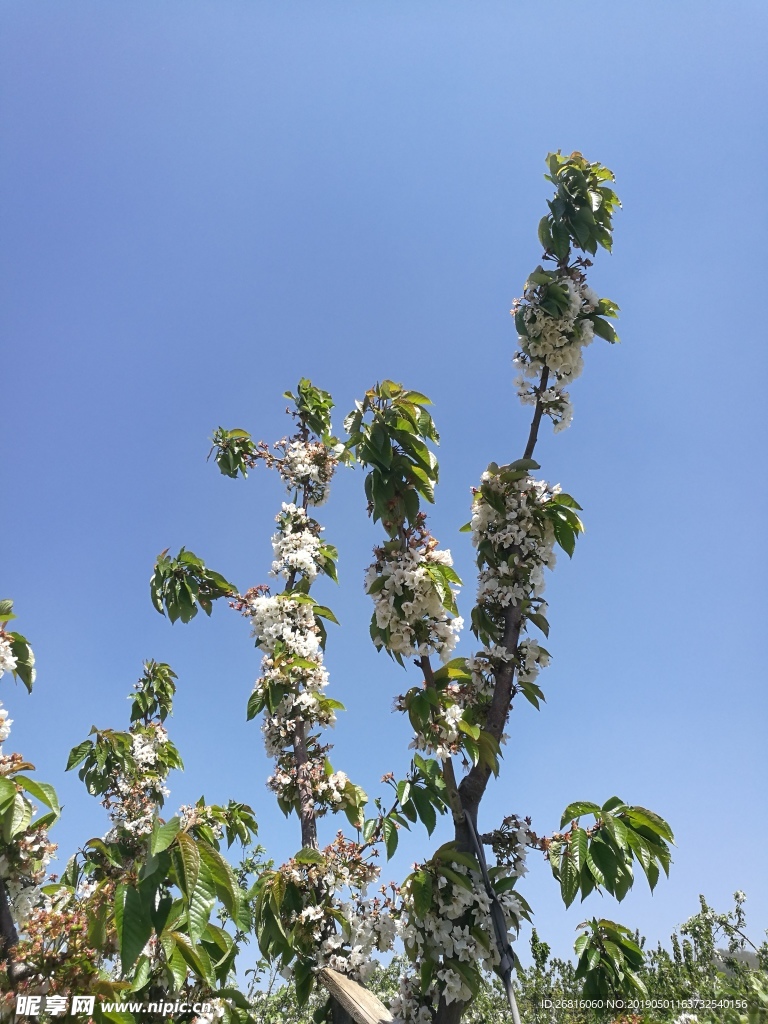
[0, 704, 11, 750]
[472, 471, 558, 610]
[277, 438, 338, 507]
[459, 468, 561, 725]
[0, 634, 17, 677]
[0, 751, 57, 930]
[269, 836, 396, 984]
[249, 596, 331, 750]
[512, 268, 600, 432]
[315, 897, 397, 983]
[247, 589, 365, 823]
[406, 701, 465, 763]
[192, 1002, 226, 1024]
[365, 536, 463, 664]
[392, 859, 525, 1020]
[516, 638, 551, 687]
[0, 804, 55, 928]
[270, 503, 324, 582]
[103, 722, 171, 843]
[0, 635, 17, 751]
[177, 803, 225, 840]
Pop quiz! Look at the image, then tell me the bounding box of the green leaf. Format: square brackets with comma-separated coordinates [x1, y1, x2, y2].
[114, 884, 153, 974]
[409, 464, 435, 503]
[14, 778, 59, 819]
[402, 391, 432, 407]
[438, 863, 475, 893]
[527, 611, 550, 637]
[85, 838, 125, 869]
[295, 847, 325, 866]
[420, 958, 435, 993]
[435, 844, 478, 872]
[570, 828, 588, 874]
[623, 805, 674, 843]
[586, 845, 606, 887]
[176, 832, 201, 897]
[411, 786, 437, 836]
[198, 841, 241, 917]
[382, 817, 399, 859]
[0, 778, 18, 814]
[560, 801, 601, 828]
[164, 941, 188, 990]
[396, 780, 411, 807]
[450, 958, 481, 998]
[170, 931, 215, 986]
[187, 859, 217, 943]
[313, 605, 339, 625]
[3, 792, 31, 840]
[294, 958, 315, 1007]
[7, 633, 36, 691]
[65, 740, 93, 772]
[151, 816, 181, 855]
[591, 316, 618, 343]
[411, 870, 433, 919]
[560, 852, 580, 908]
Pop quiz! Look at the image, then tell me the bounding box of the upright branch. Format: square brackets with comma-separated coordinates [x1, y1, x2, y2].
[342, 154, 660, 1024]
[459, 151, 621, 823]
[210, 383, 399, 1014]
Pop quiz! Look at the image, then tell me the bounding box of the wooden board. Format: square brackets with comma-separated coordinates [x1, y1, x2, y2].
[318, 968, 395, 1024]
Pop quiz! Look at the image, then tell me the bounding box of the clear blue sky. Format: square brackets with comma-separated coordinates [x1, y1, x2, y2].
[2, 1, 766, 966]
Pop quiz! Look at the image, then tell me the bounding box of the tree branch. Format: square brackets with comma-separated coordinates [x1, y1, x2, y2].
[0, 876, 26, 988]
[292, 725, 319, 850]
[522, 366, 549, 462]
[457, 374, 548, 829]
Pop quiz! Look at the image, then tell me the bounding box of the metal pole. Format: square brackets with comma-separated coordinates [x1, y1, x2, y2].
[464, 811, 523, 1024]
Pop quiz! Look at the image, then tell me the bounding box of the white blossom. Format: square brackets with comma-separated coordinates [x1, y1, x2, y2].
[270, 503, 324, 582]
[511, 269, 601, 432]
[392, 862, 522, 1021]
[0, 635, 17, 678]
[278, 439, 337, 506]
[365, 545, 462, 663]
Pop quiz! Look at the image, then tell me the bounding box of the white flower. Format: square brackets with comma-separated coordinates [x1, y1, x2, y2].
[0, 636, 18, 678]
[366, 546, 462, 663]
[0, 704, 12, 745]
[511, 270, 606, 432]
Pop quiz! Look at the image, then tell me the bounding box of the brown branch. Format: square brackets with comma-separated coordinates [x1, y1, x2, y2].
[457, 371, 549, 831]
[522, 366, 549, 461]
[0, 876, 29, 989]
[293, 724, 319, 850]
[459, 606, 524, 819]
[287, 454, 319, 852]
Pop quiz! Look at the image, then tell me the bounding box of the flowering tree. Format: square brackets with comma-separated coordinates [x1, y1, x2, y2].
[1, 613, 262, 1021]
[1, 153, 675, 1024]
[151, 152, 674, 1023]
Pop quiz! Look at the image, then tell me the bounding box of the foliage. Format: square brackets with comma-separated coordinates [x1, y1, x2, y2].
[1, 652, 262, 1022]
[549, 798, 674, 908]
[150, 549, 237, 624]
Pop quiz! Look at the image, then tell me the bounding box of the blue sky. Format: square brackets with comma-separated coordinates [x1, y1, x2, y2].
[2, 1, 766, 967]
